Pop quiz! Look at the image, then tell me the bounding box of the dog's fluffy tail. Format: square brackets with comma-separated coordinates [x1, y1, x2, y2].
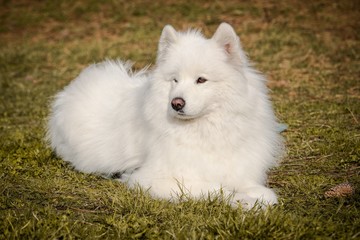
[46, 60, 147, 174]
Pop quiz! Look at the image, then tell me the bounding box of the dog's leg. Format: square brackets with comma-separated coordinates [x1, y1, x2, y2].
[230, 185, 278, 209]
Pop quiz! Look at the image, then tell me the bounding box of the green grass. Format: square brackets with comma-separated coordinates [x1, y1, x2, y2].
[1, 0, 359, 239]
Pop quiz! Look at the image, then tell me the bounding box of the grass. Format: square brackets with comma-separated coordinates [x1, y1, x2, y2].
[1, 0, 359, 239]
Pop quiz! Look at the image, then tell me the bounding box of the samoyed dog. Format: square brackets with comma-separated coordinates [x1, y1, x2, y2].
[47, 23, 283, 208]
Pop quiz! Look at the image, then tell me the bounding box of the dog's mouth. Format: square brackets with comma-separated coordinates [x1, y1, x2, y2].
[173, 110, 199, 120]
[169, 103, 204, 121]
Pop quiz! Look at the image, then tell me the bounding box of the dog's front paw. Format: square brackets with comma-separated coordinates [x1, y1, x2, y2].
[231, 186, 278, 210]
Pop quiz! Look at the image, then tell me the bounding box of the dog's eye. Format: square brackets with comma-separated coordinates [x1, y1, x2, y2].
[173, 78, 178, 83]
[196, 77, 207, 84]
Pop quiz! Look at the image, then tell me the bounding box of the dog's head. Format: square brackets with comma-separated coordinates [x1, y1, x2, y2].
[156, 23, 249, 120]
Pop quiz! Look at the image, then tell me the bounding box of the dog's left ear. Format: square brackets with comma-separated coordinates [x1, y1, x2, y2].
[212, 23, 247, 66]
[157, 25, 178, 64]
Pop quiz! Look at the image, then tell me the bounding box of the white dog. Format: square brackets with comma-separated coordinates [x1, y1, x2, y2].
[47, 23, 284, 208]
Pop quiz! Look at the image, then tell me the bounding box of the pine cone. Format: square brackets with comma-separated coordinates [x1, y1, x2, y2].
[324, 183, 355, 198]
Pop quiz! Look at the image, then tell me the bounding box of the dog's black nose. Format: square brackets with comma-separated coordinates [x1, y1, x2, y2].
[171, 97, 186, 111]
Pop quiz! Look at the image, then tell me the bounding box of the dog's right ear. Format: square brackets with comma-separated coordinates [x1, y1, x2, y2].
[157, 25, 178, 63]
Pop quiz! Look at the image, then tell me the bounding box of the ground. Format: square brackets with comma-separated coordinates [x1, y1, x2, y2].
[0, 0, 359, 239]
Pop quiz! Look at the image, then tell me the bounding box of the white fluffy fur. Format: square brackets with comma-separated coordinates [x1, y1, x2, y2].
[47, 23, 283, 209]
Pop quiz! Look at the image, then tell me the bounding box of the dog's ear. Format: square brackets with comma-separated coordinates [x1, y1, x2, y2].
[157, 25, 178, 63]
[212, 23, 248, 66]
